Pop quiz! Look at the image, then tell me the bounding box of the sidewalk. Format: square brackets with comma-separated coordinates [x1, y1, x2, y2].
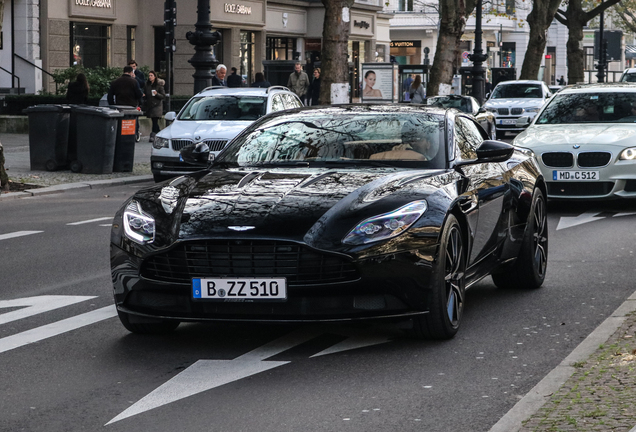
[0, 132, 153, 201]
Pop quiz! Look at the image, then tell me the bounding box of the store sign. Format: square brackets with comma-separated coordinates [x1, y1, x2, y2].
[75, 0, 111, 7]
[390, 41, 421, 48]
[354, 20, 370, 29]
[225, 3, 252, 15]
[69, 0, 116, 18]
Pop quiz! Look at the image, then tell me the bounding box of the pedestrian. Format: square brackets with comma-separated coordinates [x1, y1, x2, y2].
[558, 75, 566, 86]
[107, 65, 143, 107]
[128, 60, 145, 91]
[66, 72, 89, 104]
[212, 64, 227, 86]
[227, 67, 242, 88]
[403, 74, 414, 93]
[287, 62, 309, 101]
[308, 68, 321, 105]
[485, 78, 493, 95]
[143, 71, 166, 143]
[251, 72, 271, 88]
[408, 75, 426, 104]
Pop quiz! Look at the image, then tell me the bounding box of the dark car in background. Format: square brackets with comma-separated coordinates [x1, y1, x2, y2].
[427, 95, 496, 139]
[111, 105, 548, 340]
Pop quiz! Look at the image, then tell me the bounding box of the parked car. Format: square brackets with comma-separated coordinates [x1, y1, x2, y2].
[548, 85, 564, 93]
[426, 94, 496, 139]
[151, 86, 303, 182]
[112, 104, 548, 340]
[483, 80, 553, 139]
[514, 83, 636, 199]
[619, 68, 636, 82]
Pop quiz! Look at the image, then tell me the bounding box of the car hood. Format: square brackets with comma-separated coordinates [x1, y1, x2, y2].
[143, 167, 453, 249]
[514, 124, 636, 150]
[159, 119, 252, 141]
[484, 98, 545, 109]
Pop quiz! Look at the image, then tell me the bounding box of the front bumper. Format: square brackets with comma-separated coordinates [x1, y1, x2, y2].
[150, 155, 206, 178]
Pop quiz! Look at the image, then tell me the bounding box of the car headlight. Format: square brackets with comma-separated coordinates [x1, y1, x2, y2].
[153, 136, 169, 149]
[342, 201, 428, 245]
[524, 108, 540, 113]
[619, 147, 636, 160]
[123, 200, 155, 244]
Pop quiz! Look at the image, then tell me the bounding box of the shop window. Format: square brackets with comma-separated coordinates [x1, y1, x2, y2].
[71, 23, 110, 68]
[399, 0, 414, 11]
[501, 42, 516, 68]
[240, 31, 255, 86]
[267, 37, 296, 61]
[127, 27, 136, 63]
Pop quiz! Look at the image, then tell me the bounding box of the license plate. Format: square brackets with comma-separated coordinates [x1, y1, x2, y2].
[499, 119, 516, 125]
[552, 170, 599, 181]
[192, 277, 287, 301]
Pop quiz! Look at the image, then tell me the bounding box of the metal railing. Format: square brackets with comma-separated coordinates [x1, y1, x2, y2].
[14, 54, 59, 93]
[0, 66, 21, 94]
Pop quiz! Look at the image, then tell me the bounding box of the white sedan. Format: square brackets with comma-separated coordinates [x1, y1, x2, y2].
[514, 83, 636, 199]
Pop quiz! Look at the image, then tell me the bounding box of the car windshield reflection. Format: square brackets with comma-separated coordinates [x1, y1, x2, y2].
[491, 84, 543, 99]
[178, 96, 267, 121]
[536, 93, 636, 124]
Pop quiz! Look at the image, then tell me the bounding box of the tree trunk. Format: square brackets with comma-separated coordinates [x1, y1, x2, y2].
[0, 143, 9, 192]
[519, 0, 562, 80]
[426, 0, 475, 97]
[320, 0, 355, 104]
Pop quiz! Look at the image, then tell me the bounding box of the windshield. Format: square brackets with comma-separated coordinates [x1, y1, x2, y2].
[490, 84, 544, 99]
[178, 96, 267, 121]
[216, 112, 446, 169]
[536, 92, 636, 124]
[427, 97, 472, 114]
[620, 73, 636, 83]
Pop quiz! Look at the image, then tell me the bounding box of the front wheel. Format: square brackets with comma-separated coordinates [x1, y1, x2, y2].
[412, 214, 466, 340]
[492, 188, 548, 289]
[117, 310, 180, 334]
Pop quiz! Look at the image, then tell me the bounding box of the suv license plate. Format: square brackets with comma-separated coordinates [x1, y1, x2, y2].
[552, 170, 599, 181]
[499, 119, 516, 125]
[193, 277, 287, 301]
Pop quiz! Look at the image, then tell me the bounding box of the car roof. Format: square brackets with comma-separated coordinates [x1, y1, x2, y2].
[556, 83, 636, 94]
[494, 80, 545, 86]
[263, 103, 451, 118]
[622, 68, 636, 74]
[194, 86, 293, 97]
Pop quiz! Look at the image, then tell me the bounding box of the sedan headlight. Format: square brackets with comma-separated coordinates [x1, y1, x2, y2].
[153, 136, 169, 149]
[123, 200, 155, 244]
[343, 201, 428, 245]
[619, 147, 636, 160]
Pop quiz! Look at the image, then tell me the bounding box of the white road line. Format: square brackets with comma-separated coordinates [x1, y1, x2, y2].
[0, 305, 117, 354]
[0, 231, 43, 241]
[0, 295, 97, 325]
[66, 217, 113, 226]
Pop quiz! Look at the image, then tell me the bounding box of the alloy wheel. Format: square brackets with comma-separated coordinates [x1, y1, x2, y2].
[444, 226, 465, 327]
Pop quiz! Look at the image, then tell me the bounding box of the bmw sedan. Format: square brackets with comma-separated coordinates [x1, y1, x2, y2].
[111, 105, 548, 340]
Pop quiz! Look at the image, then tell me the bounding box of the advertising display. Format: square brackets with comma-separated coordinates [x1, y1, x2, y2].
[361, 63, 396, 103]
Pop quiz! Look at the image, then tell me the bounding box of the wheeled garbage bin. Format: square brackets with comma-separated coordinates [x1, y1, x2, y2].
[108, 105, 142, 172]
[70, 106, 123, 174]
[23, 104, 71, 171]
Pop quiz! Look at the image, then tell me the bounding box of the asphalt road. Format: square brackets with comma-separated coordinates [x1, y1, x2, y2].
[1, 183, 635, 432]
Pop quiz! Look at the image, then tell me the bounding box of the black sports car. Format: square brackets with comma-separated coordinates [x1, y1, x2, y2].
[111, 105, 548, 340]
[427, 95, 497, 140]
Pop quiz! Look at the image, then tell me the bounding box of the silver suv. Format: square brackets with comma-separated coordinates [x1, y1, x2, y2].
[151, 86, 303, 182]
[482, 80, 552, 139]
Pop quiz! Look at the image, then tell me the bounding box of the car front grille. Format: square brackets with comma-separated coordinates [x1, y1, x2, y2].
[141, 240, 360, 286]
[577, 152, 611, 167]
[511, 108, 523, 115]
[497, 108, 509, 115]
[203, 139, 229, 152]
[547, 182, 614, 196]
[542, 152, 573, 167]
[171, 139, 193, 151]
[625, 180, 636, 192]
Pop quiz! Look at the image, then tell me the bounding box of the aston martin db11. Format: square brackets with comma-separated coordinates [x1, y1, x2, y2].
[111, 104, 548, 339]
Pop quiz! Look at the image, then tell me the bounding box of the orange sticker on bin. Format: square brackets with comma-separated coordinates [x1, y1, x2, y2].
[121, 119, 136, 135]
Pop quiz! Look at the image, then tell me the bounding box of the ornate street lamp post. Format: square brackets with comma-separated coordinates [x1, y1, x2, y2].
[469, 0, 488, 105]
[186, 0, 222, 94]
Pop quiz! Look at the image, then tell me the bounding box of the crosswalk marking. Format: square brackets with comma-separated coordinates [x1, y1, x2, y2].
[0, 231, 43, 241]
[66, 217, 113, 226]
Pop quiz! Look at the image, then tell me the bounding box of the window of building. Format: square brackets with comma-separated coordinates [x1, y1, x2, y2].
[502, 42, 516, 68]
[399, 0, 414, 11]
[505, 0, 515, 14]
[71, 23, 110, 68]
[127, 27, 136, 63]
[267, 37, 296, 61]
[240, 31, 255, 86]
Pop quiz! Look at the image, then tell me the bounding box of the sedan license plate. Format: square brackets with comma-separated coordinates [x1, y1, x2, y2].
[499, 119, 516, 125]
[192, 277, 287, 301]
[552, 170, 599, 181]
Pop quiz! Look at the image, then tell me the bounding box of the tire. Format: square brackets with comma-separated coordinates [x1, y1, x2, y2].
[70, 160, 83, 173]
[117, 310, 180, 334]
[492, 188, 548, 290]
[412, 214, 466, 340]
[496, 129, 506, 140]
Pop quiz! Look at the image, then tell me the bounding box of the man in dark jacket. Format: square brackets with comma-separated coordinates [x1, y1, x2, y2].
[108, 66, 143, 107]
[227, 67, 242, 88]
[211, 64, 227, 86]
[128, 60, 145, 91]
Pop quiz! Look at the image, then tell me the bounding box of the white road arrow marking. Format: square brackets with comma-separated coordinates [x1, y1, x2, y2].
[66, 217, 112, 226]
[556, 212, 604, 231]
[311, 330, 390, 357]
[0, 295, 96, 325]
[0, 305, 116, 354]
[0, 231, 43, 241]
[614, 212, 636, 218]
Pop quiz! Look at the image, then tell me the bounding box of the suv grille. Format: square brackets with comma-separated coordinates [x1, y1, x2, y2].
[204, 139, 229, 152]
[171, 139, 193, 151]
[578, 152, 611, 167]
[548, 182, 614, 196]
[497, 108, 509, 115]
[511, 108, 523, 115]
[141, 240, 359, 286]
[542, 152, 573, 167]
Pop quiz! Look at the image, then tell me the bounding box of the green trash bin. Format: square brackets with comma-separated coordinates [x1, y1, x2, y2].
[108, 105, 143, 172]
[23, 104, 71, 171]
[70, 106, 123, 174]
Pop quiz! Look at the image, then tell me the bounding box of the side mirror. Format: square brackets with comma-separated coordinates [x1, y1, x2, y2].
[516, 116, 531, 128]
[475, 140, 514, 163]
[478, 107, 487, 114]
[180, 142, 210, 166]
[165, 111, 177, 122]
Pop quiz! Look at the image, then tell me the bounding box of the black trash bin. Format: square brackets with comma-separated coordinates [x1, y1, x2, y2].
[23, 104, 71, 171]
[108, 105, 142, 172]
[70, 106, 123, 174]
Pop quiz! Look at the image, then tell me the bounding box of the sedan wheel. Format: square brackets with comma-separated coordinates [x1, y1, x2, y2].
[413, 214, 465, 340]
[492, 188, 548, 289]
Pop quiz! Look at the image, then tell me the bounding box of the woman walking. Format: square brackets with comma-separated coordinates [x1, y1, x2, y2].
[143, 71, 166, 143]
[308, 68, 321, 105]
[66, 73, 89, 104]
[409, 75, 426, 104]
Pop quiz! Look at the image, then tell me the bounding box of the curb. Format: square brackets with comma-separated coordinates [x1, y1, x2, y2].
[0, 175, 153, 202]
[489, 290, 636, 432]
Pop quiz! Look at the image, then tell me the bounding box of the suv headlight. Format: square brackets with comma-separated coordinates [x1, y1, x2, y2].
[343, 201, 428, 245]
[619, 147, 636, 160]
[123, 200, 155, 244]
[153, 136, 169, 149]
